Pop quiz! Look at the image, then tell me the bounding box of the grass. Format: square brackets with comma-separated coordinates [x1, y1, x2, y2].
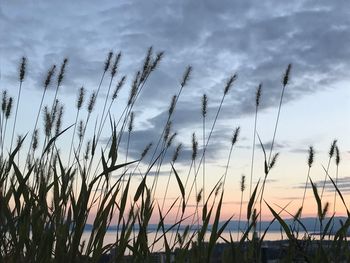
[0, 50, 348, 263]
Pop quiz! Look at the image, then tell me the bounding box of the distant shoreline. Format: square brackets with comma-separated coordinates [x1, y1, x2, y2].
[83, 216, 348, 233]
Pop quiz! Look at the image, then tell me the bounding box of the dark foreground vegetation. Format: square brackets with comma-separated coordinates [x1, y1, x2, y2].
[0, 49, 348, 262]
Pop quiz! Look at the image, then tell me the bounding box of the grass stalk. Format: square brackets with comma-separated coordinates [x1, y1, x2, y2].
[9, 57, 26, 153]
[201, 94, 207, 207]
[249, 84, 261, 197]
[333, 146, 340, 214]
[238, 174, 245, 241]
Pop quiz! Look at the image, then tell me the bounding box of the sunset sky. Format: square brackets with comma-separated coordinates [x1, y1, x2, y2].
[0, 0, 349, 221]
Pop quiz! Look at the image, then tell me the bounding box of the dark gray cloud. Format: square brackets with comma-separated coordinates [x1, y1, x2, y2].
[255, 141, 290, 152]
[294, 176, 350, 193]
[2, 1, 349, 96]
[112, 125, 227, 167]
[1, 0, 349, 160]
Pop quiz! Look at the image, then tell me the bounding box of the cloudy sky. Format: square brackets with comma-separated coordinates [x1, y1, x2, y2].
[0, 0, 349, 220]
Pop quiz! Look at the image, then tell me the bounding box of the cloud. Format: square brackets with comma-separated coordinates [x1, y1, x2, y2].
[1, 0, 349, 163]
[255, 141, 290, 151]
[294, 176, 350, 193]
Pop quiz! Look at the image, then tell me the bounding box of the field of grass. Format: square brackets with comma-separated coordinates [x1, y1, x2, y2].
[0, 50, 348, 262]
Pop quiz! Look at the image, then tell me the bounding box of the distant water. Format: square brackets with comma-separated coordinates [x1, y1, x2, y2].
[81, 230, 308, 252]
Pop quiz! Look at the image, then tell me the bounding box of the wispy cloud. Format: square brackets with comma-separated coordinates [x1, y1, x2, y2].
[294, 176, 350, 193]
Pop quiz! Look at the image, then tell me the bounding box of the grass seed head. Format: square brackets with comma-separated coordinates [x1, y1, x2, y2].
[192, 132, 198, 161]
[202, 94, 207, 118]
[19, 57, 27, 82]
[164, 121, 172, 142]
[181, 66, 192, 87]
[78, 120, 84, 141]
[224, 74, 237, 95]
[256, 83, 262, 108]
[168, 95, 177, 116]
[308, 146, 314, 168]
[140, 47, 153, 82]
[57, 58, 68, 86]
[335, 145, 340, 166]
[269, 152, 279, 169]
[2, 90, 7, 113]
[141, 142, 153, 159]
[111, 52, 121, 77]
[44, 65, 56, 89]
[172, 143, 182, 163]
[32, 129, 39, 151]
[128, 71, 140, 106]
[43, 106, 52, 137]
[84, 140, 91, 161]
[231, 127, 240, 146]
[87, 91, 97, 113]
[329, 139, 337, 158]
[112, 75, 126, 100]
[144, 47, 153, 71]
[240, 174, 246, 192]
[76, 86, 85, 110]
[55, 105, 64, 136]
[150, 51, 164, 71]
[16, 135, 23, 149]
[104, 51, 113, 72]
[282, 64, 292, 87]
[5, 97, 13, 119]
[167, 132, 177, 148]
[197, 188, 203, 204]
[128, 112, 134, 133]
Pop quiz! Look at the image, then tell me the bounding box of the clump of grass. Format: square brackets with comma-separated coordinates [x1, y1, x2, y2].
[0, 51, 348, 263]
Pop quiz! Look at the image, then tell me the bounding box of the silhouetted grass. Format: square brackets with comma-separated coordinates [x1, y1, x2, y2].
[0, 52, 348, 263]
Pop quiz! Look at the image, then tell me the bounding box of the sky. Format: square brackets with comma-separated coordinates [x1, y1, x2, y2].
[0, 0, 349, 222]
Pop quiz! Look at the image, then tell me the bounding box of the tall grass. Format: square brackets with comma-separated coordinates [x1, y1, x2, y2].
[0, 51, 348, 263]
